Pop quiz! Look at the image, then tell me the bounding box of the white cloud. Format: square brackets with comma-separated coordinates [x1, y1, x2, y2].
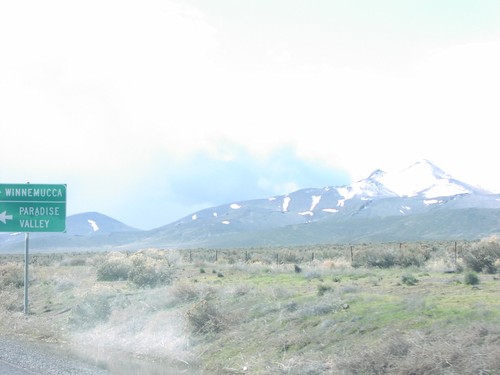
[1, 1, 499, 229]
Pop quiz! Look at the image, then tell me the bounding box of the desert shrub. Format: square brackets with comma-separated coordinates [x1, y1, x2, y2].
[61, 257, 87, 266]
[338, 335, 409, 374]
[69, 293, 111, 329]
[0, 263, 24, 288]
[298, 302, 336, 317]
[353, 246, 431, 269]
[96, 252, 132, 281]
[464, 272, 480, 286]
[171, 282, 202, 302]
[164, 249, 183, 266]
[463, 237, 500, 274]
[317, 284, 333, 296]
[401, 274, 419, 286]
[223, 250, 240, 264]
[336, 325, 500, 374]
[282, 251, 302, 264]
[31, 255, 58, 267]
[231, 284, 251, 297]
[0, 286, 23, 312]
[128, 251, 173, 288]
[353, 247, 397, 268]
[53, 277, 75, 292]
[322, 259, 336, 269]
[185, 299, 226, 334]
[396, 246, 431, 267]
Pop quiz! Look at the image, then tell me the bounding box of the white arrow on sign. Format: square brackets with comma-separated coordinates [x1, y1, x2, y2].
[0, 211, 13, 224]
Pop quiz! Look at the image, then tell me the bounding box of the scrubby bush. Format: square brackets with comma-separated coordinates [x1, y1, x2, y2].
[396, 246, 431, 267]
[96, 250, 175, 287]
[0, 286, 23, 312]
[69, 293, 111, 329]
[317, 284, 333, 296]
[464, 272, 480, 286]
[171, 282, 202, 302]
[61, 256, 87, 266]
[353, 247, 397, 268]
[0, 263, 24, 288]
[353, 245, 431, 269]
[282, 251, 302, 264]
[128, 251, 173, 288]
[336, 325, 500, 375]
[96, 252, 132, 281]
[463, 237, 500, 274]
[185, 299, 226, 334]
[401, 274, 418, 286]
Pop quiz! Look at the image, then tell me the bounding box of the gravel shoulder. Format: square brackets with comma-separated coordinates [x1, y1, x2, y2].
[0, 336, 112, 375]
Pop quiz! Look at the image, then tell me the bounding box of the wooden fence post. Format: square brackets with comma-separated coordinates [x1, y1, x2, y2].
[454, 241, 457, 268]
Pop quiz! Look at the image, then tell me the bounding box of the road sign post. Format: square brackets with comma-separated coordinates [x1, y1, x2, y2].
[0, 183, 67, 314]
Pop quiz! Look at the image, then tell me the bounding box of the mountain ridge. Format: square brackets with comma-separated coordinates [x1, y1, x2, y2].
[141, 159, 499, 248]
[1, 160, 499, 252]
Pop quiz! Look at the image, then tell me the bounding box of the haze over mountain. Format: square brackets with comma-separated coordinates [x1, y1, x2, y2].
[1, 160, 499, 252]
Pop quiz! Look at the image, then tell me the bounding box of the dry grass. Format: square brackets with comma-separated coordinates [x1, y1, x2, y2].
[0, 240, 499, 374]
[0, 262, 24, 288]
[335, 325, 500, 375]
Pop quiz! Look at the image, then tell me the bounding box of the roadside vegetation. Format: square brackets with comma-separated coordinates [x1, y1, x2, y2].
[0, 238, 499, 374]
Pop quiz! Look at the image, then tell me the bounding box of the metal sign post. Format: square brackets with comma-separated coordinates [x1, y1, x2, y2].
[0, 183, 66, 315]
[24, 233, 29, 315]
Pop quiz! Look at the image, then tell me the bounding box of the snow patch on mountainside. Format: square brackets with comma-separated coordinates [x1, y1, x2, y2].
[87, 220, 99, 232]
[230, 203, 241, 209]
[424, 199, 442, 205]
[297, 194, 322, 217]
[282, 196, 291, 212]
[310, 195, 321, 211]
[422, 181, 469, 198]
[399, 206, 412, 215]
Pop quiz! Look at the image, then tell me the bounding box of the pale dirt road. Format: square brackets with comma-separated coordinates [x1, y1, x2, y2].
[0, 336, 111, 375]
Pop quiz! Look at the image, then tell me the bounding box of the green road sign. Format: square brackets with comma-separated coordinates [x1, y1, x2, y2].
[0, 184, 66, 232]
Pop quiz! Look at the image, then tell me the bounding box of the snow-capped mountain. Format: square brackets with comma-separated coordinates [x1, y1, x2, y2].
[144, 159, 500, 248]
[166, 159, 494, 225]
[367, 159, 488, 198]
[1, 160, 499, 251]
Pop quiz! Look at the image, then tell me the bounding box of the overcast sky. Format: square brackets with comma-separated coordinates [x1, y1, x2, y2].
[1, 1, 499, 230]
